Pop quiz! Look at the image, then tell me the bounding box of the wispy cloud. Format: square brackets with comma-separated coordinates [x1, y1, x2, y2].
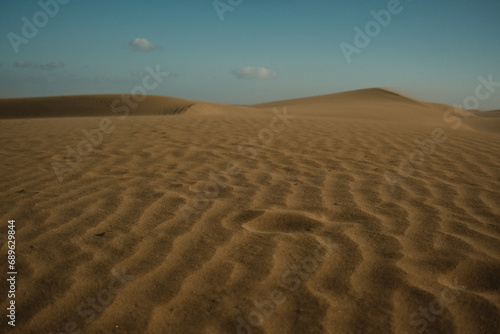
[12, 60, 64, 70]
[128, 38, 159, 51]
[40, 61, 64, 70]
[232, 66, 278, 80]
[130, 69, 176, 79]
[13, 60, 32, 68]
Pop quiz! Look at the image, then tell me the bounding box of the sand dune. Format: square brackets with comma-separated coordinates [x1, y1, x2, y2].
[253, 88, 428, 109]
[0, 95, 264, 120]
[0, 90, 499, 333]
[0, 95, 195, 119]
[464, 110, 500, 134]
[253, 88, 460, 127]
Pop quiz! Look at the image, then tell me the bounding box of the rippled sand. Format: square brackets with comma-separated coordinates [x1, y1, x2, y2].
[0, 89, 499, 333]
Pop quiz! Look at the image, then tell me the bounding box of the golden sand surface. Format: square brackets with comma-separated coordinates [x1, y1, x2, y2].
[0, 89, 499, 333]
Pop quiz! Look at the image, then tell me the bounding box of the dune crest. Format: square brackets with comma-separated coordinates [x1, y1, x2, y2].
[0, 95, 195, 119]
[252, 88, 428, 108]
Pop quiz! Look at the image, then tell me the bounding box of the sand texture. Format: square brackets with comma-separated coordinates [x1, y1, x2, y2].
[0, 89, 499, 333]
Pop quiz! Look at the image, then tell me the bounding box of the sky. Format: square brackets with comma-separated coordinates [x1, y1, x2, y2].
[0, 0, 499, 109]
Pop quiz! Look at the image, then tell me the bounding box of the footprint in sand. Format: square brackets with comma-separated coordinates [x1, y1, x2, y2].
[242, 210, 324, 233]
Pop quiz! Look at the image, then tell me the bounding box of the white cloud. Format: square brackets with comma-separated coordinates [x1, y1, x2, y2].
[128, 38, 158, 51]
[232, 66, 278, 80]
[40, 61, 64, 70]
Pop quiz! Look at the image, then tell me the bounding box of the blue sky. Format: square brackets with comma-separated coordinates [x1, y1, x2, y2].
[1, 0, 499, 109]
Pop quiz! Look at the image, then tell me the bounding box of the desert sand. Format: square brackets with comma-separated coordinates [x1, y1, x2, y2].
[0, 89, 499, 333]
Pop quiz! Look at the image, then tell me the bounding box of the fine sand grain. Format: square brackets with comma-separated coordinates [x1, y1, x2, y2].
[0, 89, 499, 333]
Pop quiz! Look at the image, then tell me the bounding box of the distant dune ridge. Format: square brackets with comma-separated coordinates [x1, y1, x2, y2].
[0, 88, 499, 333]
[0, 88, 497, 133]
[0, 94, 267, 119]
[0, 94, 195, 118]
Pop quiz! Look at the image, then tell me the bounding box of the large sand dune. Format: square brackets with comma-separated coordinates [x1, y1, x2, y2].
[0, 89, 499, 333]
[0, 95, 195, 118]
[0, 95, 264, 120]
